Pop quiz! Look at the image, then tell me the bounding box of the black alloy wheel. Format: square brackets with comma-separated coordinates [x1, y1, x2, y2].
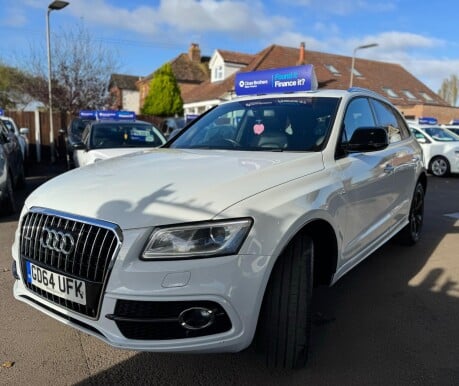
[1, 172, 16, 215]
[396, 181, 424, 246]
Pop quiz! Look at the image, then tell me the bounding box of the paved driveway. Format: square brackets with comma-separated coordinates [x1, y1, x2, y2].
[1, 167, 458, 385]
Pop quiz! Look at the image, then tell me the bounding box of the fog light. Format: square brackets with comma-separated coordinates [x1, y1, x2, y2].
[12, 260, 19, 280]
[179, 307, 215, 330]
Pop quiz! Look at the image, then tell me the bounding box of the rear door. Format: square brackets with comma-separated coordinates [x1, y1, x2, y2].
[370, 98, 420, 225]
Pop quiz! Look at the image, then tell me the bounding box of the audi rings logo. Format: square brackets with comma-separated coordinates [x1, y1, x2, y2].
[40, 227, 75, 255]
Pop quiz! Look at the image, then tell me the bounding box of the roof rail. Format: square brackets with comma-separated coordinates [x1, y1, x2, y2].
[347, 87, 387, 99]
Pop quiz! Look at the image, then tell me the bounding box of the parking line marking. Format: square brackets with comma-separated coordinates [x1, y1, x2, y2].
[444, 212, 459, 219]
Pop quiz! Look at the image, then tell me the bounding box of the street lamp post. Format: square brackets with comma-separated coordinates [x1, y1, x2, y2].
[46, 0, 69, 163]
[349, 43, 378, 88]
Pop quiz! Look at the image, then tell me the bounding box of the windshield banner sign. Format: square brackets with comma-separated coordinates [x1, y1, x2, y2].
[235, 65, 318, 96]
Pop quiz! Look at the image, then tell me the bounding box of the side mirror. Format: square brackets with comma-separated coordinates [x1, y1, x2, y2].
[20, 127, 29, 136]
[346, 126, 389, 152]
[72, 141, 86, 150]
[415, 136, 428, 144]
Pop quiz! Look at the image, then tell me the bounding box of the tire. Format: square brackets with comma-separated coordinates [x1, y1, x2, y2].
[16, 162, 26, 189]
[1, 172, 16, 215]
[429, 156, 450, 177]
[256, 232, 313, 369]
[396, 182, 424, 246]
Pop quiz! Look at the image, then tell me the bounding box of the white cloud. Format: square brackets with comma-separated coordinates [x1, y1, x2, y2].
[273, 29, 452, 91]
[272, 32, 328, 51]
[65, 1, 160, 35]
[282, 0, 395, 15]
[159, 0, 290, 36]
[62, 0, 290, 40]
[361, 31, 444, 52]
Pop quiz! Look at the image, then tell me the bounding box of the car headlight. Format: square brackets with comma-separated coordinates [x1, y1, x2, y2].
[142, 218, 253, 259]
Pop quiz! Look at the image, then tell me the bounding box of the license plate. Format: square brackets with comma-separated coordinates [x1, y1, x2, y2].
[25, 261, 86, 306]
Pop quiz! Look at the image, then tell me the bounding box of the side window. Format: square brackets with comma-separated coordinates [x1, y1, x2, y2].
[342, 97, 376, 142]
[0, 122, 8, 143]
[371, 99, 408, 143]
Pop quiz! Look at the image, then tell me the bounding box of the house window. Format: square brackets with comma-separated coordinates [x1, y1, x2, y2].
[352, 67, 362, 77]
[420, 92, 433, 101]
[402, 90, 417, 100]
[325, 64, 340, 75]
[214, 65, 224, 81]
[382, 87, 399, 98]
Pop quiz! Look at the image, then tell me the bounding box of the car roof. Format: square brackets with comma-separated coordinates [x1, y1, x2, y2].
[220, 87, 390, 106]
[90, 119, 153, 126]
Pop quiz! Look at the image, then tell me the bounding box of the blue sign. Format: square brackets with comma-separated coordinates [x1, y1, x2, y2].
[0, 108, 4, 116]
[79, 110, 97, 120]
[185, 114, 199, 124]
[116, 110, 136, 120]
[96, 110, 118, 120]
[418, 116, 437, 125]
[235, 65, 317, 96]
[90, 110, 136, 120]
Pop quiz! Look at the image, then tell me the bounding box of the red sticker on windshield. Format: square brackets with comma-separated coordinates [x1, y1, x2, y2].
[253, 123, 265, 135]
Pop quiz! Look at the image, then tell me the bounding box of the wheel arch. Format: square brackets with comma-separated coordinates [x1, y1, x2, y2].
[263, 217, 339, 292]
[418, 171, 427, 194]
[301, 219, 338, 287]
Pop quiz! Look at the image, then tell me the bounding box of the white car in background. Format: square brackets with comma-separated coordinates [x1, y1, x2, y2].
[0, 112, 30, 162]
[410, 123, 459, 177]
[71, 110, 166, 168]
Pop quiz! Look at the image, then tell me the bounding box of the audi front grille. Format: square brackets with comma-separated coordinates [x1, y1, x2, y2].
[19, 207, 122, 318]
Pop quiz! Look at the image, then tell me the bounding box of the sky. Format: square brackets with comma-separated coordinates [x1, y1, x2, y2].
[1, 0, 459, 93]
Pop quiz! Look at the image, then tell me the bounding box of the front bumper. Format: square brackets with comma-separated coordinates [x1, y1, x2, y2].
[12, 225, 270, 353]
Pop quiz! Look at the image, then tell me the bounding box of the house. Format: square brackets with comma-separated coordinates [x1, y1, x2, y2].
[108, 74, 141, 113]
[136, 43, 210, 111]
[208, 49, 254, 83]
[183, 43, 459, 123]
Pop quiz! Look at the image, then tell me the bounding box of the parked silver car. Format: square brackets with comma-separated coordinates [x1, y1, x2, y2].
[0, 114, 30, 162]
[0, 146, 15, 214]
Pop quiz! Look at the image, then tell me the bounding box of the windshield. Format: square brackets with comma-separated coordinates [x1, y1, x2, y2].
[425, 126, 459, 142]
[90, 122, 166, 149]
[170, 97, 339, 151]
[71, 118, 90, 137]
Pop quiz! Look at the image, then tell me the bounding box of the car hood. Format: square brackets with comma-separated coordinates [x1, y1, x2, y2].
[26, 148, 324, 229]
[87, 147, 158, 161]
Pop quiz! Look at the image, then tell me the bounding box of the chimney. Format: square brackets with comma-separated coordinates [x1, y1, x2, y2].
[297, 42, 306, 65]
[189, 43, 201, 63]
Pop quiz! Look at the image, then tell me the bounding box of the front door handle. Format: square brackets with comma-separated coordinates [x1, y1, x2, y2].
[384, 164, 395, 174]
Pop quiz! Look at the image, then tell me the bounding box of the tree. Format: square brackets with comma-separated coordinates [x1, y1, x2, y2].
[19, 23, 120, 115]
[438, 74, 458, 106]
[0, 64, 37, 110]
[141, 63, 183, 117]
